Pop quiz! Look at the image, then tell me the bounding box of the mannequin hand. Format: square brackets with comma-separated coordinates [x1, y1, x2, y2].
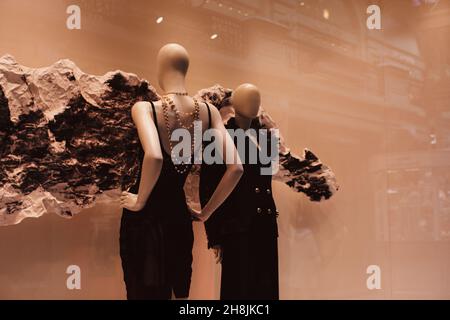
[188, 206, 210, 222]
[212, 245, 223, 264]
[120, 191, 145, 212]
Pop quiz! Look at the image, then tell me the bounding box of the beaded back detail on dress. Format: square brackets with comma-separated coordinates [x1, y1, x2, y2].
[124, 100, 211, 220]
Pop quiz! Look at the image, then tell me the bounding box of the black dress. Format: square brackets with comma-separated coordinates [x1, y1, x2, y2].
[120, 101, 211, 300]
[200, 117, 279, 300]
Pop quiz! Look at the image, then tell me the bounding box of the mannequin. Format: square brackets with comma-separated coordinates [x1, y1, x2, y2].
[231, 83, 261, 129]
[201, 83, 281, 300]
[119, 43, 243, 300]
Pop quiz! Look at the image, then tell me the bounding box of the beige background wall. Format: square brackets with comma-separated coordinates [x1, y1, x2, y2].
[0, 0, 449, 299]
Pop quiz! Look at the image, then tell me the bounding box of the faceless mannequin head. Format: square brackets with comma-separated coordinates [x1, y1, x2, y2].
[232, 83, 261, 120]
[156, 43, 190, 91]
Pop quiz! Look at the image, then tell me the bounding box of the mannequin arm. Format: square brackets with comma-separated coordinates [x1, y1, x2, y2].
[199, 105, 243, 221]
[121, 101, 163, 210]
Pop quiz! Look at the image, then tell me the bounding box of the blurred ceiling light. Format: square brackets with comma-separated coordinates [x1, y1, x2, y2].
[218, 3, 223, 7]
[323, 9, 330, 20]
[300, 2, 305, 6]
[387, 189, 398, 194]
[430, 134, 437, 144]
[210, 33, 218, 40]
[156, 16, 163, 24]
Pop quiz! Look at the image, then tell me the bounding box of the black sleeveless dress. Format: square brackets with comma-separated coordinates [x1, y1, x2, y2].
[120, 100, 211, 300]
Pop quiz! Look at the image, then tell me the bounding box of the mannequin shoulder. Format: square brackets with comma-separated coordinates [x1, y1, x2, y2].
[132, 99, 162, 106]
[204, 103, 224, 126]
[131, 100, 162, 112]
[204, 102, 220, 117]
[130, 100, 158, 121]
[131, 101, 148, 115]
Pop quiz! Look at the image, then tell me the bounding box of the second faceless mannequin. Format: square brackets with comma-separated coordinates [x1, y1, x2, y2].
[232, 83, 261, 129]
[200, 83, 280, 300]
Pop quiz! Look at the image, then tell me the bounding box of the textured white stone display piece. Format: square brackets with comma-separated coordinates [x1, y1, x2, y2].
[0, 55, 159, 225]
[0, 56, 338, 226]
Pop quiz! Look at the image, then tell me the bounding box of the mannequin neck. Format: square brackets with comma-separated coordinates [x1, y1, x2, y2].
[234, 113, 253, 130]
[161, 71, 187, 94]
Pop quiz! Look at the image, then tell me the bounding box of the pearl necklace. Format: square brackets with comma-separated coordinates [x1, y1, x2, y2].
[161, 95, 200, 174]
[163, 95, 198, 128]
[165, 91, 189, 96]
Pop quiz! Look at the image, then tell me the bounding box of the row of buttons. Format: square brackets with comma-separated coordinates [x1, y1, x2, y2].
[255, 187, 271, 194]
[256, 208, 278, 215]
